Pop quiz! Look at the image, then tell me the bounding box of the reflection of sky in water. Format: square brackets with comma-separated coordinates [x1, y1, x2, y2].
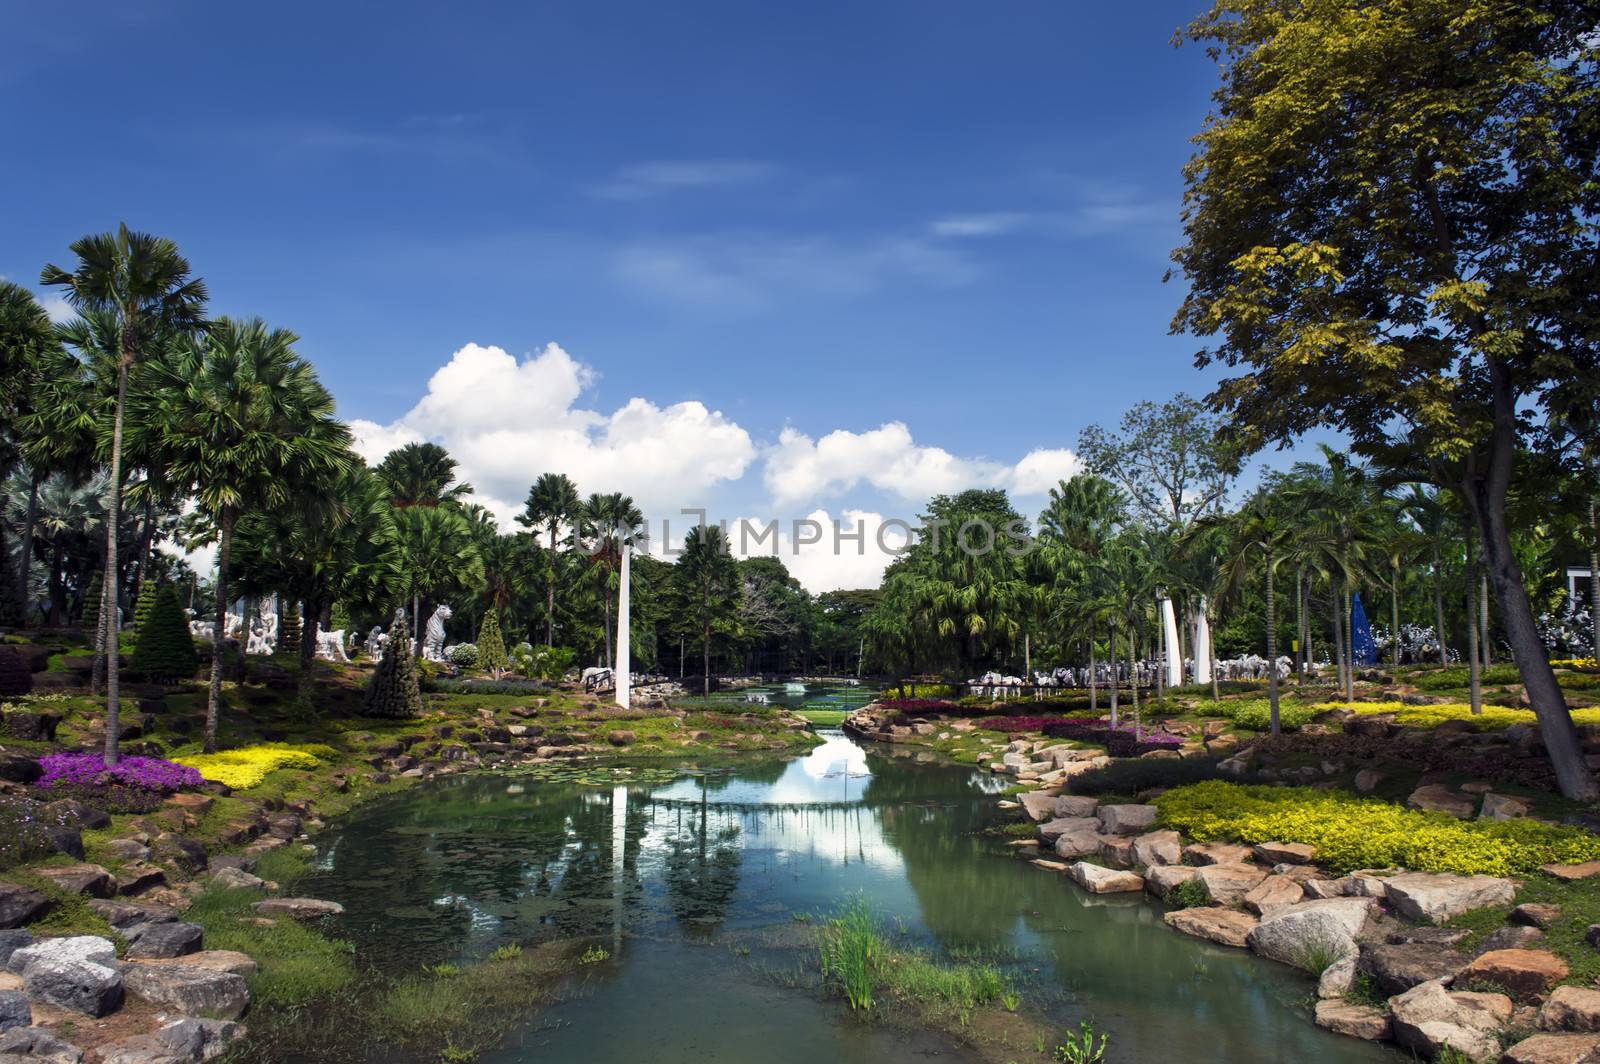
[649, 732, 871, 805]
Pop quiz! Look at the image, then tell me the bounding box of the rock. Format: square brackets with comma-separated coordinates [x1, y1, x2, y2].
[1388, 979, 1512, 1062]
[156, 1017, 242, 1061]
[116, 864, 168, 897]
[1457, 949, 1569, 1002]
[1065, 862, 1144, 894]
[124, 922, 204, 959]
[86, 900, 176, 929]
[122, 964, 249, 1020]
[1038, 816, 1100, 841]
[1182, 841, 1254, 866]
[1247, 897, 1375, 969]
[1130, 830, 1181, 869]
[1476, 926, 1546, 955]
[1407, 783, 1479, 819]
[7, 936, 116, 975]
[1054, 795, 1100, 818]
[0, 886, 49, 930]
[1097, 837, 1136, 868]
[1501, 1033, 1600, 1064]
[0, 1026, 86, 1062]
[1514, 904, 1563, 930]
[151, 833, 208, 874]
[1144, 865, 1200, 896]
[1319, 953, 1357, 998]
[1358, 941, 1469, 996]
[0, 755, 42, 786]
[30, 864, 113, 900]
[1019, 791, 1059, 822]
[1096, 804, 1158, 835]
[1353, 768, 1385, 794]
[1539, 986, 1600, 1032]
[1301, 878, 1348, 899]
[1195, 863, 1269, 905]
[1542, 861, 1600, 881]
[1053, 827, 1106, 859]
[131, 950, 258, 978]
[1481, 793, 1534, 821]
[98, 1034, 186, 1064]
[102, 839, 151, 862]
[20, 958, 122, 1017]
[0, 990, 28, 1033]
[1383, 871, 1516, 922]
[1243, 875, 1306, 915]
[1164, 907, 1257, 948]
[1314, 998, 1391, 1041]
[250, 898, 343, 919]
[210, 867, 265, 891]
[0, 934, 31, 973]
[1253, 841, 1316, 865]
[1389, 926, 1473, 948]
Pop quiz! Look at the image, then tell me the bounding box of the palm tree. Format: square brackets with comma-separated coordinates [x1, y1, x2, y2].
[677, 524, 740, 695]
[518, 473, 580, 646]
[130, 317, 349, 752]
[1397, 483, 1454, 665]
[1208, 490, 1294, 734]
[0, 283, 64, 621]
[40, 226, 207, 764]
[393, 505, 484, 656]
[1038, 475, 1126, 712]
[578, 492, 645, 668]
[376, 442, 473, 508]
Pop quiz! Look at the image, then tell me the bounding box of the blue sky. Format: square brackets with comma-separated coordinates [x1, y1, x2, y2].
[2, 0, 1271, 589]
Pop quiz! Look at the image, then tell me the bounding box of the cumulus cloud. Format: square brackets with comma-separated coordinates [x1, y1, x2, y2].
[763, 423, 1080, 506]
[350, 342, 756, 521]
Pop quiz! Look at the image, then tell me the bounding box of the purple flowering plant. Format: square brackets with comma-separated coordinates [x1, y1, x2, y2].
[35, 753, 203, 793]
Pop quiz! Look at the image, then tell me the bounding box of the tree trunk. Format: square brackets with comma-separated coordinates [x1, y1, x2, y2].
[204, 506, 235, 754]
[16, 475, 39, 623]
[1391, 563, 1402, 668]
[1432, 547, 1449, 664]
[134, 494, 155, 604]
[1088, 617, 1098, 714]
[1465, 541, 1482, 715]
[1209, 609, 1220, 701]
[1129, 624, 1140, 736]
[1266, 547, 1279, 736]
[1342, 580, 1355, 700]
[296, 595, 322, 704]
[603, 590, 614, 670]
[547, 523, 558, 647]
[702, 616, 711, 696]
[1295, 568, 1306, 682]
[1108, 617, 1119, 728]
[1461, 357, 1596, 799]
[1329, 584, 1346, 698]
[1591, 495, 1599, 658]
[1480, 570, 1492, 669]
[101, 355, 131, 765]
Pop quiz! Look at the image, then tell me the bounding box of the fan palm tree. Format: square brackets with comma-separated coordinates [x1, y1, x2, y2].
[677, 523, 740, 694]
[578, 492, 645, 668]
[376, 442, 473, 508]
[1206, 490, 1295, 734]
[518, 472, 580, 646]
[1038, 475, 1127, 711]
[393, 505, 484, 657]
[40, 225, 207, 764]
[130, 317, 349, 752]
[1396, 483, 1454, 665]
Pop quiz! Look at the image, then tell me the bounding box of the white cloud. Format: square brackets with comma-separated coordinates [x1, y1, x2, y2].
[349, 342, 756, 522]
[593, 160, 775, 200]
[763, 423, 1079, 506]
[40, 295, 73, 323]
[930, 212, 1031, 238]
[666, 509, 905, 594]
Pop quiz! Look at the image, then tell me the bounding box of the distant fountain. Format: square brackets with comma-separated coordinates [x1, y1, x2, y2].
[784, 682, 806, 695]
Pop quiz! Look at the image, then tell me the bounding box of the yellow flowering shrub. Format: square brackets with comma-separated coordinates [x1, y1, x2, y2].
[1155, 780, 1600, 876]
[1311, 701, 1600, 732]
[1551, 658, 1599, 673]
[174, 742, 329, 790]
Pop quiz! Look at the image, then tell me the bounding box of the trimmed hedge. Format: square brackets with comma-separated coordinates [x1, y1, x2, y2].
[130, 585, 198, 682]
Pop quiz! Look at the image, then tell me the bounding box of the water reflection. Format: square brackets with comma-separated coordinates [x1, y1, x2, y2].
[302, 732, 1395, 1064]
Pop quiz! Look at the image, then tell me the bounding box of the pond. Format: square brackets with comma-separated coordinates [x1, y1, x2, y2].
[298, 730, 1395, 1063]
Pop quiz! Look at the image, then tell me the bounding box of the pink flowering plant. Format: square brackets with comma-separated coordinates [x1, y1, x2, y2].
[33, 753, 203, 813]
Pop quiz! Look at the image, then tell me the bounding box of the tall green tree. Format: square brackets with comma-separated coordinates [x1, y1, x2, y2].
[131, 317, 349, 752]
[1037, 475, 1126, 711]
[676, 524, 740, 694]
[1203, 490, 1294, 735]
[518, 473, 580, 647]
[41, 226, 207, 764]
[1078, 395, 1234, 532]
[394, 505, 483, 657]
[577, 491, 645, 668]
[375, 442, 473, 508]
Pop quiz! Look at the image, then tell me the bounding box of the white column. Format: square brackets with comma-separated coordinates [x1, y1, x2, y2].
[1193, 598, 1213, 684]
[1160, 596, 1182, 688]
[615, 540, 631, 708]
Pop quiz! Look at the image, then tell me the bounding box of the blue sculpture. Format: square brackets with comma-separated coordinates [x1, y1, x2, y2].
[1351, 592, 1378, 666]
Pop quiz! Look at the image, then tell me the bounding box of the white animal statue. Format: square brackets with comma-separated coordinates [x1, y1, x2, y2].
[315, 625, 350, 663]
[422, 604, 453, 663]
[364, 625, 386, 660]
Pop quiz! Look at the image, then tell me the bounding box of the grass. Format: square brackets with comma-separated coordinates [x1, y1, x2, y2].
[796, 708, 850, 727]
[1444, 872, 1600, 988]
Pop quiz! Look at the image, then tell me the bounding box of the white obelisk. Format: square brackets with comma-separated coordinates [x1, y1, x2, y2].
[615, 536, 631, 709]
[1160, 596, 1182, 688]
[1193, 597, 1213, 685]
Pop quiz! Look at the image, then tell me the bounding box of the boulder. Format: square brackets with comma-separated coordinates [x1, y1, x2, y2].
[1313, 999, 1391, 1041]
[1353, 768, 1385, 794]
[1097, 837, 1136, 869]
[1501, 1033, 1600, 1064]
[1038, 816, 1100, 841]
[151, 833, 208, 874]
[1130, 830, 1181, 869]
[1242, 875, 1305, 916]
[1514, 904, 1564, 931]
[1054, 795, 1100, 818]
[1540, 861, 1600, 882]
[21, 958, 122, 1017]
[210, 867, 265, 891]
[1539, 986, 1600, 1033]
[1053, 828, 1106, 860]
[122, 964, 249, 1020]
[1457, 949, 1569, 1002]
[1318, 953, 1356, 998]
[0, 933, 31, 973]
[1388, 979, 1512, 1062]
[0, 755, 42, 786]
[1357, 941, 1468, 996]
[7, 936, 117, 975]
[1096, 804, 1158, 835]
[1164, 907, 1257, 948]
[0, 989, 28, 1033]
[1182, 841, 1254, 866]
[0, 885, 49, 930]
[1195, 863, 1268, 905]
[1065, 862, 1144, 894]
[1253, 841, 1316, 865]
[250, 898, 343, 919]
[31, 864, 113, 899]
[98, 1034, 187, 1063]
[1247, 897, 1376, 969]
[1407, 784, 1479, 819]
[101, 839, 151, 863]
[130, 950, 258, 978]
[1019, 791, 1059, 822]
[1144, 865, 1200, 896]
[1476, 926, 1546, 955]
[155, 1017, 242, 1062]
[124, 921, 204, 959]
[1382, 872, 1516, 922]
[1480, 793, 1534, 821]
[87, 900, 176, 929]
[0, 1026, 86, 1062]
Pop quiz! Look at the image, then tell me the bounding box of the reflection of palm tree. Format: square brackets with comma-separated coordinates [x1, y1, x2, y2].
[662, 775, 743, 939]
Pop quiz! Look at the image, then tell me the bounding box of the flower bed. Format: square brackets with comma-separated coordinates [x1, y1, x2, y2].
[1316, 701, 1600, 732]
[1551, 658, 1599, 673]
[977, 716, 1058, 733]
[173, 743, 332, 790]
[33, 752, 204, 813]
[1039, 717, 1184, 756]
[1154, 780, 1600, 876]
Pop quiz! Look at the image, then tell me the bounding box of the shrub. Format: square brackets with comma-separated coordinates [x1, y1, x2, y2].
[365, 621, 424, 719]
[1217, 699, 1317, 732]
[0, 794, 85, 869]
[978, 716, 1059, 733]
[1154, 780, 1600, 876]
[1415, 665, 1523, 690]
[1039, 717, 1185, 754]
[1314, 700, 1600, 731]
[516, 644, 575, 682]
[447, 643, 480, 668]
[80, 572, 103, 631]
[882, 682, 957, 700]
[130, 585, 198, 682]
[477, 610, 508, 677]
[174, 743, 326, 790]
[1551, 658, 1598, 673]
[1069, 756, 1244, 796]
[36, 752, 203, 791]
[424, 678, 550, 696]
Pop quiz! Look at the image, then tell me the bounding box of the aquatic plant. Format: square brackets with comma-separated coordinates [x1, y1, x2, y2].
[1053, 1020, 1109, 1064]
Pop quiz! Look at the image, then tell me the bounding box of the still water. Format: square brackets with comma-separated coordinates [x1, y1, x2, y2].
[300, 731, 1395, 1063]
